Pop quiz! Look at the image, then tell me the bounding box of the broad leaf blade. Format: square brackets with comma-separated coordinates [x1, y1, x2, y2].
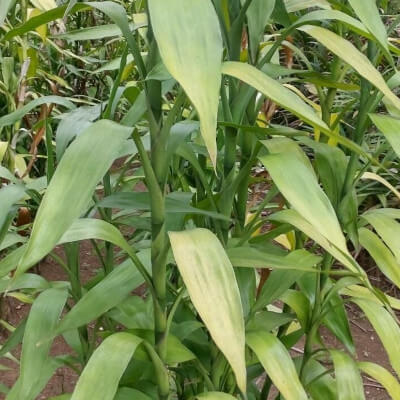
[149, 0, 223, 165]
[169, 228, 246, 393]
[359, 227, 400, 289]
[16, 120, 131, 275]
[259, 151, 347, 254]
[55, 259, 145, 335]
[330, 350, 365, 400]
[247, 331, 307, 400]
[70, 333, 142, 400]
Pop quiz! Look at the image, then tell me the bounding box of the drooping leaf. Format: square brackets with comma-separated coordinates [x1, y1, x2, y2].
[0, 96, 75, 129]
[148, 0, 223, 165]
[169, 228, 246, 393]
[16, 120, 131, 275]
[358, 362, 400, 400]
[4, 4, 89, 40]
[259, 150, 347, 254]
[70, 333, 142, 400]
[359, 227, 400, 289]
[222, 61, 329, 133]
[352, 298, 400, 377]
[247, 331, 308, 400]
[298, 25, 400, 110]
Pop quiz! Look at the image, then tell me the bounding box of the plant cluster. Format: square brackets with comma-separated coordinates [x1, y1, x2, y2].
[1, 0, 400, 399]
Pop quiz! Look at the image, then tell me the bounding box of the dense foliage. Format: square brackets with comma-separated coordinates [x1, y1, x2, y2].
[1, 0, 400, 399]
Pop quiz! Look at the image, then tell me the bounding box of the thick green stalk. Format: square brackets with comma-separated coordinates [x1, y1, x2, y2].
[132, 129, 168, 363]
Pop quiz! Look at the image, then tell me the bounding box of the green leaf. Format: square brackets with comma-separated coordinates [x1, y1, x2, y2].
[114, 388, 152, 400]
[245, 0, 275, 61]
[284, 0, 330, 12]
[323, 291, 355, 354]
[296, 9, 373, 38]
[169, 228, 246, 393]
[16, 120, 131, 275]
[98, 192, 229, 221]
[149, 0, 223, 165]
[370, 114, 400, 158]
[352, 298, 400, 377]
[0, 96, 75, 130]
[247, 331, 307, 400]
[298, 25, 400, 110]
[359, 227, 400, 289]
[302, 359, 337, 400]
[362, 212, 400, 263]
[196, 393, 237, 400]
[222, 61, 329, 133]
[269, 209, 360, 273]
[70, 333, 142, 400]
[358, 362, 400, 400]
[0, 273, 49, 293]
[53, 21, 145, 41]
[259, 150, 347, 254]
[82, 2, 143, 75]
[165, 334, 196, 365]
[0, 185, 25, 232]
[0, 0, 15, 26]
[348, 0, 389, 52]
[280, 289, 310, 329]
[7, 289, 68, 400]
[3, 4, 89, 40]
[330, 350, 365, 400]
[0, 319, 26, 358]
[0, 246, 26, 278]
[56, 104, 102, 161]
[254, 268, 305, 312]
[227, 247, 320, 271]
[55, 259, 146, 335]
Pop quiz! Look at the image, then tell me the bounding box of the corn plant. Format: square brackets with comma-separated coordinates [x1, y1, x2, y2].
[1, 0, 400, 399]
